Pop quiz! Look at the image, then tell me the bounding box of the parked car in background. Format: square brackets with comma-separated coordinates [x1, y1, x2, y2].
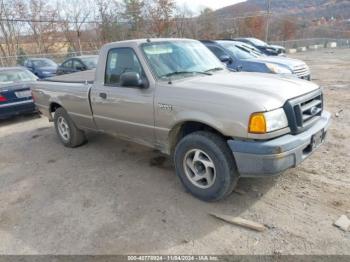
[56, 55, 98, 75]
[24, 58, 58, 79]
[202, 40, 311, 80]
[0, 67, 37, 119]
[232, 40, 311, 80]
[233, 37, 286, 56]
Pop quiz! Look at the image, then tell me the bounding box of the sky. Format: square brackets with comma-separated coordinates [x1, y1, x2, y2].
[175, 0, 246, 14]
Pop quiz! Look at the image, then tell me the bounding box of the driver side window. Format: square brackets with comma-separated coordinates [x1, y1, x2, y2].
[208, 45, 227, 59]
[63, 60, 73, 69]
[105, 48, 144, 86]
[73, 60, 85, 70]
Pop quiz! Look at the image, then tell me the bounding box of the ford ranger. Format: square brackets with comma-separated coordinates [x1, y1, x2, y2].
[32, 39, 331, 201]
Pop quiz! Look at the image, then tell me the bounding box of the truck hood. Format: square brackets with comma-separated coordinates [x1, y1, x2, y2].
[261, 45, 279, 53]
[174, 71, 320, 111]
[256, 56, 306, 69]
[269, 44, 285, 51]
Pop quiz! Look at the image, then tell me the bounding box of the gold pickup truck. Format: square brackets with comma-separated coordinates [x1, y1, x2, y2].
[32, 38, 331, 201]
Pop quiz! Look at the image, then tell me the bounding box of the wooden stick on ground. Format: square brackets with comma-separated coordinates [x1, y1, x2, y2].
[210, 213, 267, 232]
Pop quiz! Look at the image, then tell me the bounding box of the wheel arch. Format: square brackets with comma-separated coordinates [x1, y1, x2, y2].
[48, 101, 64, 121]
[168, 120, 229, 155]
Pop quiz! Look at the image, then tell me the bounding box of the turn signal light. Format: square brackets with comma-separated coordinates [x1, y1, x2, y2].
[249, 113, 266, 134]
[31, 90, 35, 102]
[0, 95, 7, 103]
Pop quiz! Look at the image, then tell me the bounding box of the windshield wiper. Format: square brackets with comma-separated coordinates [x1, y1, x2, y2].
[205, 67, 224, 73]
[161, 71, 212, 79]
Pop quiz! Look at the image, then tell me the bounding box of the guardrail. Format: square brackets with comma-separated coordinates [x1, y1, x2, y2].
[270, 38, 350, 49]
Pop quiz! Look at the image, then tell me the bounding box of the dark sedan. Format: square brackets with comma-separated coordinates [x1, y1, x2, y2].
[56, 55, 98, 75]
[233, 37, 286, 56]
[0, 67, 37, 119]
[24, 58, 58, 79]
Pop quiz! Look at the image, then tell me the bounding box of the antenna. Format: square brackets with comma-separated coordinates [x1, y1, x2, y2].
[265, 0, 271, 42]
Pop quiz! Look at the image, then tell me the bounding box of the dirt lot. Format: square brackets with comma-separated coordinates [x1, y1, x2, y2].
[0, 48, 349, 255]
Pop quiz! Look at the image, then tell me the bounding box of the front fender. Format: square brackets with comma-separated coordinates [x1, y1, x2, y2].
[173, 110, 226, 135]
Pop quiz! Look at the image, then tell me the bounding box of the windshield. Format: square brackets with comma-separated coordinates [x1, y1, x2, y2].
[236, 44, 262, 57]
[219, 42, 256, 60]
[32, 59, 57, 68]
[142, 41, 225, 79]
[0, 69, 37, 84]
[248, 38, 268, 47]
[236, 42, 265, 56]
[80, 56, 98, 69]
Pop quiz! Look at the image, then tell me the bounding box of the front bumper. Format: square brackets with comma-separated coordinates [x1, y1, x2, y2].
[299, 74, 311, 81]
[0, 100, 36, 119]
[228, 111, 331, 177]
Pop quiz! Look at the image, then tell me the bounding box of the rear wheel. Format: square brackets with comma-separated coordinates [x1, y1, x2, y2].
[54, 107, 86, 148]
[174, 131, 239, 201]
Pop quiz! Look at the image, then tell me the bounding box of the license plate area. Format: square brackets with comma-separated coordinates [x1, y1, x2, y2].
[15, 90, 31, 98]
[311, 129, 324, 150]
[303, 129, 325, 156]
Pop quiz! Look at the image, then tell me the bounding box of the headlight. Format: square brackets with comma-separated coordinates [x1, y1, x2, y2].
[265, 63, 292, 74]
[249, 108, 288, 134]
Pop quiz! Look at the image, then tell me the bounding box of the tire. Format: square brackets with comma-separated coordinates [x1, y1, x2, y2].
[174, 131, 239, 202]
[54, 107, 86, 148]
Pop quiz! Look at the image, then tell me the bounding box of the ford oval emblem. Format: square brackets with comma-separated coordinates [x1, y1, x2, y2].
[310, 106, 318, 115]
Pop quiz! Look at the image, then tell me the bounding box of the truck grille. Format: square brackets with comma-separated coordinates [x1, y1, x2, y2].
[283, 89, 323, 134]
[292, 64, 310, 78]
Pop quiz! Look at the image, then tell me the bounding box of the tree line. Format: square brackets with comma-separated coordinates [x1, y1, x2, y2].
[0, 0, 305, 65]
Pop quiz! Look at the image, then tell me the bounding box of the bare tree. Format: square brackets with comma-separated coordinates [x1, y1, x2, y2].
[173, 3, 193, 38]
[123, 0, 145, 38]
[0, 0, 25, 65]
[94, 0, 123, 45]
[198, 8, 217, 39]
[26, 0, 60, 53]
[239, 15, 266, 39]
[58, 0, 93, 55]
[281, 18, 297, 40]
[146, 0, 176, 37]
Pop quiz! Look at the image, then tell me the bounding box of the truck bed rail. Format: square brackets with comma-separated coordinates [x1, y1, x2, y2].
[41, 69, 95, 84]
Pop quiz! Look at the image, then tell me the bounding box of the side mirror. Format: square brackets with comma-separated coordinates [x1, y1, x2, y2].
[219, 55, 232, 64]
[120, 72, 147, 88]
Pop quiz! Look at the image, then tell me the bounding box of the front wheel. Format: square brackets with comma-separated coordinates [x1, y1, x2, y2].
[54, 107, 86, 148]
[174, 131, 239, 201]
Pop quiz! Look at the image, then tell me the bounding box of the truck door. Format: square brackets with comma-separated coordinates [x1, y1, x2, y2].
[90, 47, 155, 147]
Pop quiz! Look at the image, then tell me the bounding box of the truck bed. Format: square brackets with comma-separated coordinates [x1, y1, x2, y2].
[43, 69, 95, 84]
[33, 69, 96, 130]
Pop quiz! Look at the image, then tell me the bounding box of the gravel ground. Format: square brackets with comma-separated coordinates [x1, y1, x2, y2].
[0, 48, 349, 255]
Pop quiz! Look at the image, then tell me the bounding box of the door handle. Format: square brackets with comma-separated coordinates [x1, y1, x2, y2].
[99, 92, 107, 99]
